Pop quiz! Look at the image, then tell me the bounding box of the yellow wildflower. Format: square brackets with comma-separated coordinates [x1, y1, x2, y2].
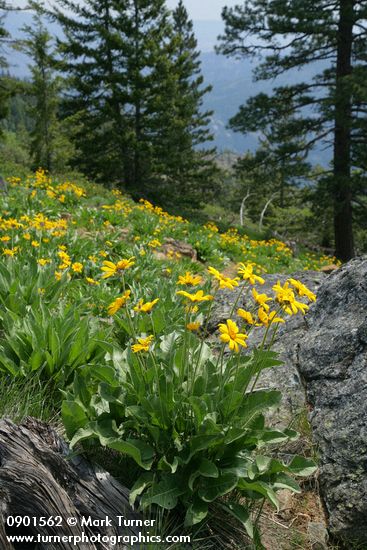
[273, 281, 309, 315]
[148, 239, 162, 248]
[38, 258, 51, 266]
[176, 290, 213, 303]
[134, 298, 159, 313]
[132, 335, 154, 353]
[185, 305, 199, 314]
[101, 257, 135, 279]
[23, 233, 31, 240]
[238, 263, 265, 285]
[218, 319, 248, 353]
[187, 321, 201, 331]
[258, 307, 285, 327]
[252, 288, 272, 312]
[237, 309, 255, 325]
[0, 235, 10, 242]
[288, 278, 316, 302]
[3, 247, 18, 257]
[208, 266, 239, 290]
[177, 272, 203, 286]
[31, 240, 40, 247]
[108, 291, 131, 315]
[72, 262, 83, 273]
[86, 277, 100, 285]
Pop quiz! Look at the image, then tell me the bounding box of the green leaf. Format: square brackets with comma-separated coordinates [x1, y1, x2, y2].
[198, 473, 238, 502]
[160, 331, 181, 355]
[273, 473, 301, 493]
[30, 349, 43, 371]
[143, 476, 185, 510]
[288, 456, 317, 476]
[157, 455, 179, 474]
[182, 433, 224, 463]
[219, 502, 253, 539]
[106, 438, 155, 470]
[61, 400, 88, 440]
[188, 458, 219, 491]
[238, 390, 282, 425]
[238, 480, 279, 510]
[184, 499, 208, 526]
[129, 473, 154, 507]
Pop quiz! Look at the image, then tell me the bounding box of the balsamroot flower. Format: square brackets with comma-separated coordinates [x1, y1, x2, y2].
[134, 298, 159, 313]
[108, 290, 131, 315]
[273, 281, 309, 315]
[238, 263, 265, 285]
[218, 319, 248, 353]
[208, 266, 240, 290]
[252, 288, 272, 312]
[258, 307, 285, 327]
[186, 321, 201, 331]
[237, 309, 255, 325]
[101, 257, 135, 279]
[132, 335, 154, 353]
[177, 272, 203, 286]
[176, 290, 213, 303]
[72, 262, 83, 273]
[288, 278, 316, 302]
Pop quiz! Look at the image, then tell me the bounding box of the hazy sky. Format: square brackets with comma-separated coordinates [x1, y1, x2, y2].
[166, 0, 238, 21]
[13, 0, 239, 21]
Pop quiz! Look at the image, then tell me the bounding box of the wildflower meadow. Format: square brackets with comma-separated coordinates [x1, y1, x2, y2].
[0, 170, 339, 547]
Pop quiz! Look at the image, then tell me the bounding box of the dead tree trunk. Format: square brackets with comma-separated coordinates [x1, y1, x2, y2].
[0, 418, 142, 549]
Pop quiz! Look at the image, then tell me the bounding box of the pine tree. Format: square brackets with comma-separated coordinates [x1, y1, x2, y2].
[0, 3, 12, 138]
[18, 14, 72, 172]
[50, 0, 217, 208]
[114, 0, 173, 194]
[233, 105, 311, 208]
[218, 0, 367, 261]
[146, 0, 217, 208]
[50, 0, 128, 181]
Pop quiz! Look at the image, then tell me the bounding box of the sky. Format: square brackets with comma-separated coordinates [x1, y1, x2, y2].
[12, 0, 239, 22]
[166, 0, 238, 21]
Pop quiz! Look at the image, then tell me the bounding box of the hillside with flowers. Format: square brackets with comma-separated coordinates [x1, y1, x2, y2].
[0, 170, 339, 548]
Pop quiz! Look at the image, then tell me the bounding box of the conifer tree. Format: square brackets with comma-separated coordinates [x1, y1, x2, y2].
[18, 14, 71, 172]
[233, 106, 311, 208]
[50, 0, 128, 181]
[218, 0, 367, 261]
[49, 0, 217, 208]
[0, 3, 11, 137]
[147, 0, 217, 208]
[114, 0, 173, 194]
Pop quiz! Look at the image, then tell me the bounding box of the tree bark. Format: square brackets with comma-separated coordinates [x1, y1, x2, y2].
[0, 418, 141, 550]
[333, 0, 355, 261]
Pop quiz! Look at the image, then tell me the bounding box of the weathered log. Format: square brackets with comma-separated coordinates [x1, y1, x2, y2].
[0, 418, 142, 549]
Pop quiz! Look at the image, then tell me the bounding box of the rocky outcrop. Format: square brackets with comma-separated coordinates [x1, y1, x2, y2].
[298, 256, 367, 544]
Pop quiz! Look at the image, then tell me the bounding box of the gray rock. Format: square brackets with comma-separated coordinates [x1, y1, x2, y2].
[307, 522, 329, 549]
[298, 256, 367, 544]
[210, 270, 326, 426]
